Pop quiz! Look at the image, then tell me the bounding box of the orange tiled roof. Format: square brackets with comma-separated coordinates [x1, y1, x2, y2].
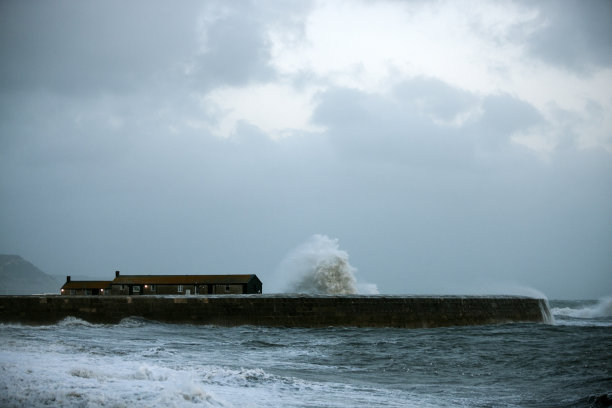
[111, 274, 258, 285]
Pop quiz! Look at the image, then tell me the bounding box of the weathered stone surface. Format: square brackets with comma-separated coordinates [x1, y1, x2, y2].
[0, 295, 551, 328]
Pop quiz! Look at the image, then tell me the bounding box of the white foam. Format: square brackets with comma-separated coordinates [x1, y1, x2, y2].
[0, 346, 430, 408]
[117, 317, 151, 327]
[0, 325, 434, 408]
[57, 316, 100, 327]
[552, 296, 612, 319]
[0, 350, 230, 408]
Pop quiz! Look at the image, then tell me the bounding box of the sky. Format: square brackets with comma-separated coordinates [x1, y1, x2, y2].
[1, 0, 611, 299]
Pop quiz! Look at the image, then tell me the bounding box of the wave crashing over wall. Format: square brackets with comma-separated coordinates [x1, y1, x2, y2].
[553, 297, 612, 319]
[277, 235, 362, 295]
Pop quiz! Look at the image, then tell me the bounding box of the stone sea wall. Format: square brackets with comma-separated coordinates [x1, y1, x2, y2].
[0, 295, 551, 328]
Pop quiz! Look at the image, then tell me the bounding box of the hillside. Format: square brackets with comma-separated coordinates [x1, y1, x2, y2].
[0, 255, 61, 295]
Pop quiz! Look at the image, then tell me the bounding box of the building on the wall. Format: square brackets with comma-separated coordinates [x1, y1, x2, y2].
[110, 271, 262, 295]
[60, 276, 112, 295]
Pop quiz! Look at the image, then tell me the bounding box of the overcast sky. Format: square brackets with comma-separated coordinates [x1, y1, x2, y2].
[1, 0, 611, 299]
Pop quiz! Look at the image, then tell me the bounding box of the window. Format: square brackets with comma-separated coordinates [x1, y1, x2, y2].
[150, 285, 156, 291]
[225, 285, 230, 293]
[70, 290, 75, 295]
[178, 285, 183, 293]
[133, 286, 140, 293]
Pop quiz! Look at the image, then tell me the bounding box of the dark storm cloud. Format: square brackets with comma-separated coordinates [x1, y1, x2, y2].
[192, 7, 276, 89]
[0, 0, 308, 167]
[0, 0, 301, 94]
[522, 0, 612, 72]
[189, 0, 311, 90]
[0, 0, 202, 95]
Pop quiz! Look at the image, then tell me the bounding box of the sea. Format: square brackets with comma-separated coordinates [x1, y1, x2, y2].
[0, 298, 610, 408]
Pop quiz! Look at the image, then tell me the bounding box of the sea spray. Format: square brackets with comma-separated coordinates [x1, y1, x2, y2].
[276, 235, 360, 295]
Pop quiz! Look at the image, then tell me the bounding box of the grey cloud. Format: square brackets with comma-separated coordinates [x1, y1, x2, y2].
[188, 0, 311, 90]
[473, 94, 543, 149]
[313, 79, 543, 166]
[522, 0, 612, 72]
[393, 78, 478, 122]
[0, 0, 202, 95]
[312, 86, 467, 167]
[0, 0, 309, 95]
[192, 6, 276, 89]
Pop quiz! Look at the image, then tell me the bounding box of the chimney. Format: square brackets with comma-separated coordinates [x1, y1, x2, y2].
[66, 275, 71, 283]
[115, 270, 120, 278]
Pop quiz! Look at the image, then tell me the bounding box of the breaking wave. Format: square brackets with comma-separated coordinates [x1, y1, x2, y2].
[552, 296, 612, 319]
[275, 234, 377, 295]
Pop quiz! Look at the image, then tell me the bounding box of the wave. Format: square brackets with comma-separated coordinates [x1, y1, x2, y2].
[57, 316, 101, 327]
[274, 234, 378, 295]
[0, 316, 102, 330]
[552, 297, 612, 319]
[0, 350, 231, 408]
[117, 316, 156, 328]
[0, 316, 160, 331]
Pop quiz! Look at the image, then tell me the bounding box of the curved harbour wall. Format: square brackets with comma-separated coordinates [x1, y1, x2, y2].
[0, 295, 551, 328]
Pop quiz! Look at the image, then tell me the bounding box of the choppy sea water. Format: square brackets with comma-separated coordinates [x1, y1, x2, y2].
[0, 299, 611, 408]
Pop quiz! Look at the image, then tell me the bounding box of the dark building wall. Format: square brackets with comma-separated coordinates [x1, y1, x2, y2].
[0, 295, 551, 328]
[246, 278, 262, 294]
[110, 284, 246, 295]
[110, 285, 129, 295]
[61, 288, 108, 296]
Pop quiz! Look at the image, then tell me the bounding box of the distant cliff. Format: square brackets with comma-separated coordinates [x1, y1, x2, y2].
[0, 255, 60, 295]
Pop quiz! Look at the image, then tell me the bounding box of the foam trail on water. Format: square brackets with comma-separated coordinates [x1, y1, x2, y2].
[275, 235, 377, 295]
